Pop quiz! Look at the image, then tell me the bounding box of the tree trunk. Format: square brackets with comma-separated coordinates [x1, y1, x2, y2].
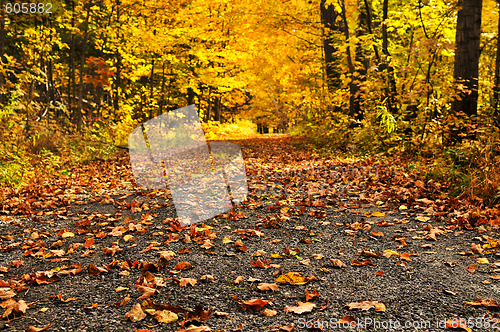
[339, 0, 361, 119]
[320, 0, 341, 91]
[0, 0, 6, 105]
[381, 0, 398, 114]
[76, 1, 93, 132]
[149, 56, 155, 119]
[493, 0, 500, 128]
[451, 0, 483, 117]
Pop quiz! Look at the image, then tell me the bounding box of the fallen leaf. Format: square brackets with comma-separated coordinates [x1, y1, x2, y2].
[330, 258, 346, 268]
[275, 272, 307, 285]
[232, 296, 271, 311]
[233, 276, 243, 284]
[257, 283, 279, 291]
[262, 308, 277, 316]
[26, 324, 51, 332]
[284, 301, 316, 314]
[305, 288, 319, 301]
[179, 278, 197, 287]
[52, 293, 77, 303]
[346, 301, 385, 311]
[126, 303, 146, 322]
[155, 309, 178, 323]
[466, 264, 478, 274]
[115, 286, 128, 292]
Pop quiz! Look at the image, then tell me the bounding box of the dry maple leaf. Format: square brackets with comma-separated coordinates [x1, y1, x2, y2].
[305, 288, 319, 301]
[351, 259, 374, 266]
[179, 278, 197, 287]
[284, 301, 316, 314]
[0, 287, 15, 300]
[52, 294, 77, 303]
[10, 260, 23, 268]
[466, 264, 478, 274]
[232, 296, 271, 311]
[136, 285, 156, 300]
[174, 261, 193, 270]
[84, 238, 94, 249]
[26, 324, 51, 332]
[126, 303, 146, 322]
[346, 301, 385, 311]
[257, 283, 279, 291]
[102, 245, 122, 256]
[330, 258, 346, 268]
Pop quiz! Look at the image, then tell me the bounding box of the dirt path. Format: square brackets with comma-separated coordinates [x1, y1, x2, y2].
[0, 136, 499, 331]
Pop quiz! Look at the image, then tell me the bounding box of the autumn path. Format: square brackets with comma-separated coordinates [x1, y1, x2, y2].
[0, 136, 499, 331]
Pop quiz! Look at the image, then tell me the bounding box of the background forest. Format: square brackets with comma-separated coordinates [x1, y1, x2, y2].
[1, 0, 500, 205]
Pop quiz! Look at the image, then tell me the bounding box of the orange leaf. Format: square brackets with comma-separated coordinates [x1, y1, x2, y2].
[232, 296, 271, 311]
[84, 238, 94, 249]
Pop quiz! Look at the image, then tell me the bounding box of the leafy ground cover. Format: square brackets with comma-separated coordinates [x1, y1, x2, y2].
[0, 136, 500, 331]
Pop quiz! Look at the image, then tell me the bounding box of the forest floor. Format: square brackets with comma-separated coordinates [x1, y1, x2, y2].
[1, 136, 500, 332]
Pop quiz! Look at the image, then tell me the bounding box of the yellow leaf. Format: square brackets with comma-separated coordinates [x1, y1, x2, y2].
[383, 249, 399, 257]
[371, 211, 385, 217]
[477, 258, 489, 264]
[62, 232, 75, 238]
[155, 310, 178, 323]
[275, 272, 307, 285]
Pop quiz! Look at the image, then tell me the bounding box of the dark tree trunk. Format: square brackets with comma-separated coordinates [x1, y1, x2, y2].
[76, 1, 93, 131]
[381, 0, 398, 114]
[320, 0, 341, 91]
[451, 0, 483, 117]
[149, 56, 155, 119]
[0, 0, 5, 104]
[493, 0, 500, 128]
[339, 0, 361, 119]
[113, 0, 121, 112]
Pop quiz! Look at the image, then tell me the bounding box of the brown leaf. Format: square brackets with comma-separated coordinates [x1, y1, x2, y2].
[233, 276, 243, 284]
[136, 285, 156, 300]
[125, 303, 146, 322]
[257, 283, 279, 291]
[305, 288, 319, 302]
[10, 260, 23, 268]
[179, 278, 197, 287]
[84, 238, 94, 249]
[330, 258, 346, 268]
[350, 259, 374, 266]
[284, 301, 316, 314]
[250, 258, 270, 269]
[232, 296, 271, 311]
[471, 243, 483, 254]
[346, 301, 385, 311]
[87, 264, 107, 275]
[174, 261, 193, 270]
[466, 264, 478, 274]
[52, 293, 77, 303]
[0, 288, 15, 300]
[102, 245, 122, 256]
[26, 324, 51, 332]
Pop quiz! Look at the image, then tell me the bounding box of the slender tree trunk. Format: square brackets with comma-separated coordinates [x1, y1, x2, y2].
[381, 0, 398, 114]
[76, 1, 93, 131]
[493, 0, 500, 128]
[320, 0, 341, 91]
[159, 60, 166, 116]
[452, 0, 483, 117]
[0, 0, 6, 104]
[149, 56, 155, 119]
[113, 0, 121, 112]
[339, 0, 360, 119]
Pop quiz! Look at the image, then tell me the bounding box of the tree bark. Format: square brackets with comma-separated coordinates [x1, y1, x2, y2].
[451, 0, 483, 117]
[0, 0, 5, 104]
[339, 0, 361, 119]
[494, 0, 500, 128]
[320, 0, 341, 91]
[76, 1, 93, 131]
